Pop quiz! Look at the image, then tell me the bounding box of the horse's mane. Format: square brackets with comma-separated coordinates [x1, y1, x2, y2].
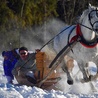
[79, 9, 89, 23]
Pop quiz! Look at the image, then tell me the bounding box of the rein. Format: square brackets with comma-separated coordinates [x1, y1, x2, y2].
[17, 53, 36, 72]
[40, 25, 73, 50]
[78, 23, 92, 31]
[17, 26, 74, 71]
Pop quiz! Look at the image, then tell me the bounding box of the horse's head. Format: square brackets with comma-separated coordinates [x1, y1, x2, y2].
[88, 4, 98, 34]
[79, 4, 98, 41]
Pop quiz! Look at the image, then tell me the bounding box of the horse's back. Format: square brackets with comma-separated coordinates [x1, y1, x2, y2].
[54, 25, 76, 53]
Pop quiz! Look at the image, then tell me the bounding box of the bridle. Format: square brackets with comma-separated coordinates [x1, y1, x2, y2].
[78, 10, 98, 33]
[88, 9, 98, 33]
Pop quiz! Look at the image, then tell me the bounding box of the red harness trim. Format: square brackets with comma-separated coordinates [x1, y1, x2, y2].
[70, 24, 97, 48]
[70, 35, 78, 43]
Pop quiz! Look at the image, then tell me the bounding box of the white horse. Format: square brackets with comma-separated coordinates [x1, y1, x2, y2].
[52, 4, 98, 85]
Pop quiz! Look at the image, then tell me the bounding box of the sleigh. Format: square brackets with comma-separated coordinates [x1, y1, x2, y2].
[15, 41, 76, 90]
[33, 40, 76, 90]
[15, 49, 63, 90]
[35, 49, 62, 90]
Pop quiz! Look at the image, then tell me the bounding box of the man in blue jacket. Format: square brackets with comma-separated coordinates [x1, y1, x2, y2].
[2, 49, 19, 84]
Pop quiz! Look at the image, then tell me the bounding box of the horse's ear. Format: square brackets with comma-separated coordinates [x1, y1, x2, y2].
[89, 3, 91, 7]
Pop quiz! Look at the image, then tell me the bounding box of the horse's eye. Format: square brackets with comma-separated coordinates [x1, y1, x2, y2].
[89, 14, 93, 19]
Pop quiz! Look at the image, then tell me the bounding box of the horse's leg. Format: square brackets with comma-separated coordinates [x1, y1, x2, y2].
[78, 62, 90, 82]
[84, 62, 93, 81]
[62, 65, 73, 85]
[94, 61, 98, 79]
[89, 60, 98, 80]
[62, 57, 74, 85]
[95, 60, 98, 74]
[85, 62, 90, 77]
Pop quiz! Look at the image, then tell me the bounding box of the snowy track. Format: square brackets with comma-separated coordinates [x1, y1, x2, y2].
[0, 56, 98, 98]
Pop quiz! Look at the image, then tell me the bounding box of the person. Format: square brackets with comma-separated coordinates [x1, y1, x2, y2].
[2, 48, 19, 84]
[12, 46, 37, 86]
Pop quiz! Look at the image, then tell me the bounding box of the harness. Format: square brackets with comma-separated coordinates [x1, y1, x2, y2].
[70, 24, 98, 48]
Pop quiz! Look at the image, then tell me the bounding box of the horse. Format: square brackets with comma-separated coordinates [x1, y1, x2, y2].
[51, 4, 98, 85]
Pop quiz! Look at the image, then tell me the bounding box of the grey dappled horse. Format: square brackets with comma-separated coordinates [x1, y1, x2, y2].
[53, 4, 98, 85]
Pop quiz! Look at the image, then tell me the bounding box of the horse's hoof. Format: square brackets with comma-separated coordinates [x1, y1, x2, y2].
[89, 75, 93, 80]
[89, 74, 98, 81]
[81, 78, 90, 83]
[67, 80, 73, 85]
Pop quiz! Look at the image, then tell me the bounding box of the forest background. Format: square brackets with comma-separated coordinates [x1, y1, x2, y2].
[0, 0, 98, 52]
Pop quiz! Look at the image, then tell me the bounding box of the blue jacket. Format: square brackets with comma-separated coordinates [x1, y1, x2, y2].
[3, 51, 18, 78]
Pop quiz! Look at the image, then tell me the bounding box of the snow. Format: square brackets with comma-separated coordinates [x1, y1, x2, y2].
[0, 56, 98, 98]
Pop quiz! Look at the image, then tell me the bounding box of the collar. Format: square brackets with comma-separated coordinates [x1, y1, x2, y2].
[70, 24, 97, 48]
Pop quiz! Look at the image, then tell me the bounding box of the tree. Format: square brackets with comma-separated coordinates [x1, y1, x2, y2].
[57, 0, 98, 24]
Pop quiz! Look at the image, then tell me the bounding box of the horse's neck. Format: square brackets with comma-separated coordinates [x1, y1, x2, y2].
[81, 25, 95, 41]
[80, 15, 96, 41]
[82, 29, 95, 40]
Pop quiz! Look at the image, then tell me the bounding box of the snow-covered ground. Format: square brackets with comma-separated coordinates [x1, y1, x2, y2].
[0, 56, 98, 98]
